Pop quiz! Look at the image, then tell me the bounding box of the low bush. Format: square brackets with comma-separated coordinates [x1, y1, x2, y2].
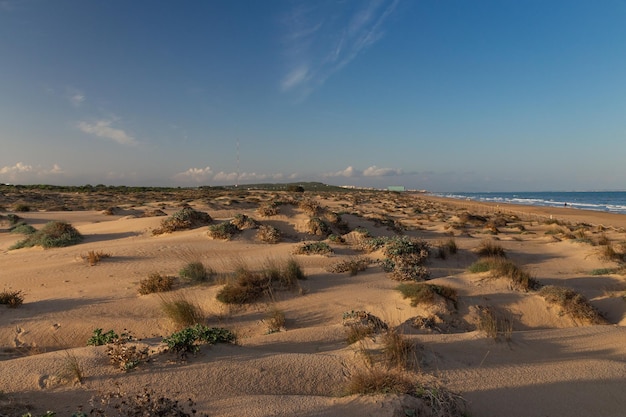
[81, 388, 209, 417]
[257, 202, 279, 217]
[10, 221, 83, 249]
[539, 285, 607, 325]
[179, 261, 212, 283]
[380, 236, 430, 281]
[256, 224, 281, 244]
[9, 223, 36, 235]
[13, 204, 30, 212]
[0, 290, 24, 308]
[162, 323, 236, 354]
[327, 256, 371, 275]
[306, 217, 331, 236]
[265, 307, 286, 334]
[342, 310, 388, 344]
[293, 241, 334, 256]
[396, 283, 457, 308]
[152, 207, 212, 235]
[231, 213, 258, 230]
[207, 222, 240, 240]
[138, 273, 175, 294]
[327, 233, 346, 244]
[298, 198, 321, 216]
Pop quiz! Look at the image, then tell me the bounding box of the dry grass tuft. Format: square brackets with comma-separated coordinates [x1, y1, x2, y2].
[476, 240, 506, 258]
[468, 257, 540, 292]
[476, 305, 513, 341]
[82, 250, 111, 266]
[539, 285, 607, 325]
[139, 273, 175, 295]
[0, 289, 24, 308]
[381, 329, 416, 369]
[160, 295, 205, 329]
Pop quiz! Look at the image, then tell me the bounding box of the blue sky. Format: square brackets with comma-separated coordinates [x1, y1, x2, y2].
[1, 0, 625, 191]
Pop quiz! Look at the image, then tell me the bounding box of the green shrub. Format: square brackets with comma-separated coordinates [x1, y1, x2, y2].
[590, 268, 618, 276]
[293, 241, 334, 256]
[207, 222, 240, 240]
[152, 207, 212, 235]
[162, 324, 236, 354]
[327, 233, 346, 244]
[396, 283, 457, 308]
[10, 221, 83, 249]
[179, 261, 212, 283]
[0, 290, 24, 308]
[9, 223, 36, 235]
[138, 273, 175, 294]
[379, 236, 430, 281]
[87, 328, 118, 346]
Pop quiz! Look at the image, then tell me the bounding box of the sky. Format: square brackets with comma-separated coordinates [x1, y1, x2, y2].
[1, 0, 625, 192]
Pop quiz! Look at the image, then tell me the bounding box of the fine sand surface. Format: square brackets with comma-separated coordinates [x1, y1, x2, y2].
[1, 189, 625, 416]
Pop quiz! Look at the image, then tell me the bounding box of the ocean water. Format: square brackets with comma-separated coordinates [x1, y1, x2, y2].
[431, 191, 626, 215]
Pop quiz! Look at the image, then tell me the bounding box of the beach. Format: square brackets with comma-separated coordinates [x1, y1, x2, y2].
[1, 188, 625, 417]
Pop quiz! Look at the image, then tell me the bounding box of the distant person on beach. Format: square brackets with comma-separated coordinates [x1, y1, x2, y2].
[564, 203, 568, 207]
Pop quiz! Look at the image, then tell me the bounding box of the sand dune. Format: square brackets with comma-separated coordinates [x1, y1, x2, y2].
[1, 190, 625, 416]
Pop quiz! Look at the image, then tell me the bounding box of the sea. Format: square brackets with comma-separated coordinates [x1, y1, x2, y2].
[430, 191, 626, 215]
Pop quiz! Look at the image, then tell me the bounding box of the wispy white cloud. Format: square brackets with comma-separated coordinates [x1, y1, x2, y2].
[68, 90, 85, 107]
[173, 167, 214, 182]
[173, 168, 285, 184]
[325, 165, 402, 178]
[77, 119, 138, 146]
[0, 162, 63, 182]
[280, 0, 400, 97]
[363, 165, 403, 176]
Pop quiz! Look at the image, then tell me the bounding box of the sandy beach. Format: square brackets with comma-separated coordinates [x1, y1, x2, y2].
[1, 188, 625, 417]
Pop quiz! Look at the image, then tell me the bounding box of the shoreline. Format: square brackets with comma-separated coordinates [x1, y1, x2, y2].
[417, 193, 626, 229]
